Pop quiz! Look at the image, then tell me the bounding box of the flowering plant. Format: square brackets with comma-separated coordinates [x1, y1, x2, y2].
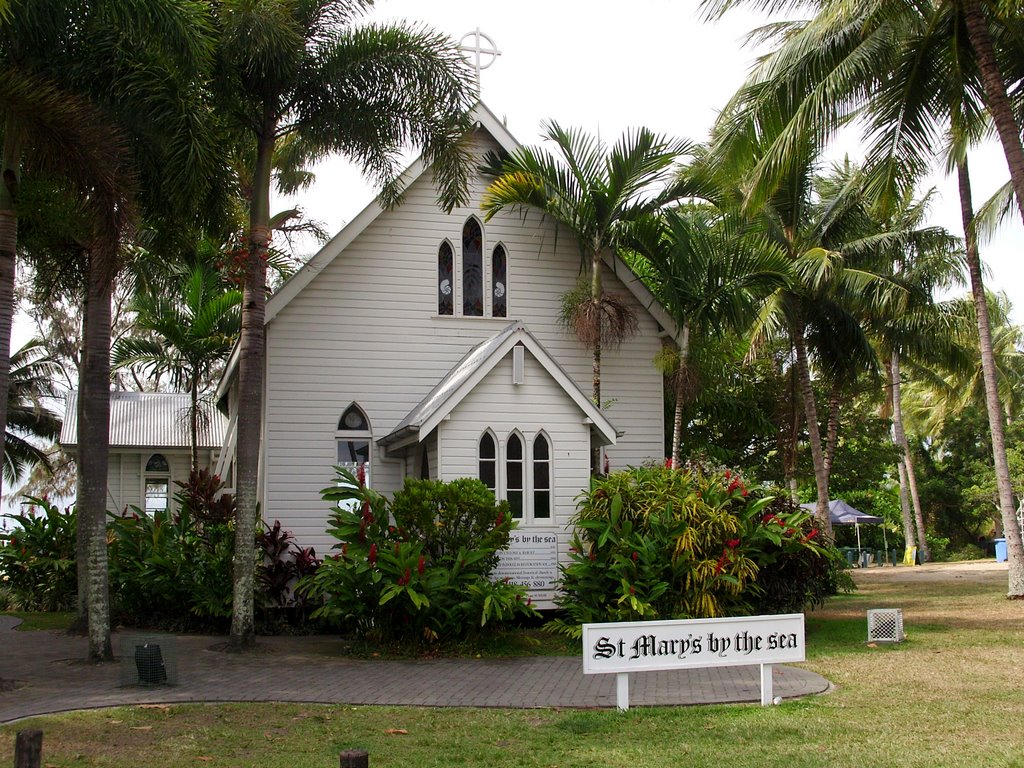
[299, 467, 537, 644]
[551, 463, 840, 636]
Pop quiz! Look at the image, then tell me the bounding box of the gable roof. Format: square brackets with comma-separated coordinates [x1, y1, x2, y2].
[215, 100, 684, 403]
[60, 391, 227, 449]
[378, 321, 618, 452]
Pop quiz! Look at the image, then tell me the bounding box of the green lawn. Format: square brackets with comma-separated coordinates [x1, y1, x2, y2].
[3, 564, 1023, 768]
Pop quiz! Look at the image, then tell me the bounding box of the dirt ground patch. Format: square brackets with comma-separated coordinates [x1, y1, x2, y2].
[852, 559, 1009, 584]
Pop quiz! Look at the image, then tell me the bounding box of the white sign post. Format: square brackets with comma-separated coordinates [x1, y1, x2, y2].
[582, 614, 806, 710]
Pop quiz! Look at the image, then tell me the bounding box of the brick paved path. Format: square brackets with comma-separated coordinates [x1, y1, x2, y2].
[0, 616, 829, 723]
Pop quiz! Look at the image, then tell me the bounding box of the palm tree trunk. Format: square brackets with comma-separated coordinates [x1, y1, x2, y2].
[590, 248, 603, 475]
[670, 323, 691, 467]
[78, 252, 114, 661]
[890, 351, 930, 561]
[958, 157, 1024, 597]
[823, 381, 841, 488]
[190, 378, 199, 474]
[896, 460, 915, 556]
[961, 0, 1024, 232]
[229, 126, 274, 649]
[781, 365, 800, 503]
[886, 347, 918, 557]
[74, 357, 90, 630]
[792, 317, 833, 538]
[0, 116, 22, 503]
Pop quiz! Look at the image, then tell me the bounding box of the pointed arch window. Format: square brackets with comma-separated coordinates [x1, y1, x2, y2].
[478, 430, 555, 523]
[533, 434, 551, 519]
[438, 241, 454, 316]
[336, 404, 371, 488]
[492, 244, 507, 318]
[479, 432, 497, 494]
[462, 218, 484, 316]
[437, 220, 508, 318]
[506, 433, 524, 519]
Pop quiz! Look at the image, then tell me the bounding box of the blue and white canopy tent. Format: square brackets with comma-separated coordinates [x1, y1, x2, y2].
[800, 499, 886, 552]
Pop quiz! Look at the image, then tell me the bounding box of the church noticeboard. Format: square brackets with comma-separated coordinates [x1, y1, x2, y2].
[492, 529, 559, 591]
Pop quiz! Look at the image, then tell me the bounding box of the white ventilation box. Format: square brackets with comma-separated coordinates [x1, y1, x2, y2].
[867, 608, 904, 643]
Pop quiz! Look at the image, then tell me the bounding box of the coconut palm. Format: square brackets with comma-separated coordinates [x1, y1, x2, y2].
[854, 183, 967, 562]
[623, 204, 791, 466]
[3, 339, 61, 485]
[211, 0, 478, 649]
[702, 0, 1024, 593]
[4, 0, 220, 660]
[722, 151, 910, 535]
[481, 121, 696, 471]
[113, 262, 241, 473]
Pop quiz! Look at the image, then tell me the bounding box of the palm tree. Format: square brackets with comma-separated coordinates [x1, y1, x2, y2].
[210, 0, 478, 649]
[3, 339, 61, 485]
[623, 204, 791, 466]
[701, 0, 1024, 593]
[113, 262, 241, 472]
[4, 0, 220, 660]
[719, 153, 908, 535]
[481, 121, 695, 470]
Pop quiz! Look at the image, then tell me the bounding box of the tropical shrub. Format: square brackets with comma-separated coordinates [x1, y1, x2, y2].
[257, 519, 321, 611]
[0, 497, 77, 611]
[299, 468, 538, 644]
[108, 471, 237, 628]
[551, 464, 838, 636]
[744, 495, 851, 614]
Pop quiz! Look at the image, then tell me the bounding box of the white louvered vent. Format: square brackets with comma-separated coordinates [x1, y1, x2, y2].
[867, 609, 904, 643]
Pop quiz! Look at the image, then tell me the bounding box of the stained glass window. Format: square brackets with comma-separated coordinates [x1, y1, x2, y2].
[438, 241, 454, 316]
[462, 218, 483, 317]
[506, 433, 523, 518]
[146, 454, 169, 473]
[479, 432, 496, 493]
[492, 244, 507, 318]
[533, 434, 551, 519]
[338, 404, 369, 431]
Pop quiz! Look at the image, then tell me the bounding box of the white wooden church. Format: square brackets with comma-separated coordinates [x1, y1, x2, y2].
[63, 103, 682, 605]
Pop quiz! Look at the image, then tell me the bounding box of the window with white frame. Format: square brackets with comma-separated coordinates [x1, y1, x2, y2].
[436, 218, 509, 318]
[477, 430, 552, 523]
[144, 453, 171, 513]
[336, 404, 371, 487]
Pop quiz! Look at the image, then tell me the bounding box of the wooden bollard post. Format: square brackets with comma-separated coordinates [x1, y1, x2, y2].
[14, 729, 42, 768]
[339, 749, 368, 768]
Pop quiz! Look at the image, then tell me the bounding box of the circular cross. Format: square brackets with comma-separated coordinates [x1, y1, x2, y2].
[458, 28, 501, 76]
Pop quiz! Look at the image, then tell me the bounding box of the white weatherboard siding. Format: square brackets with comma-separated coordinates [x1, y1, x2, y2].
[263, 131, 666, 557]
[104, 448, 193, 515]
[438, 350, 590, 609]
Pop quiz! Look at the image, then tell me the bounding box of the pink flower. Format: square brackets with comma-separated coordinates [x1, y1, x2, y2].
[368, 543, 378, 565]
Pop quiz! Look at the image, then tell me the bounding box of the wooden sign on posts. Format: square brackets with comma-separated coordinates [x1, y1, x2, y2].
[582, 613, 806, 710]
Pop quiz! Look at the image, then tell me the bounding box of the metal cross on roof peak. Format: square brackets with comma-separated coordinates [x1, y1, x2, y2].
[458, 28, 500, 92]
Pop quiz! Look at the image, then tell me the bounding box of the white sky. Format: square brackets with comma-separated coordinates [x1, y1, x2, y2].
[276, 0, 1024, 322]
